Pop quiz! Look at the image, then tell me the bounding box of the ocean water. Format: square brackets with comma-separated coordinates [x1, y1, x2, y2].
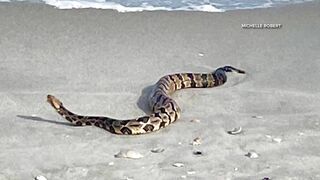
[1, 0, 313, 12]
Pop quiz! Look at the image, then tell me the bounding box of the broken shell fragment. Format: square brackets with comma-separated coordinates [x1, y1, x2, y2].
[252, 115, 263, 119]
[245, 151, 259, 159]
[34, 176, 47, 180]
[115, 150, 143, 159]
[198, 52, 204, 57]
[191, 137, 202, 146]
[227, 127, 242, 135]
[172, 162, 184, 167]
[272, 137, 282, 143]
[190, 119, 201, 123]
[187, 170, 196, 175]
[151, 148, 165, 153]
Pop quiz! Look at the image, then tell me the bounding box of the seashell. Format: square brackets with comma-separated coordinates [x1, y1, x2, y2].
[272, 137, 282, 143]
[227, 127, 242, 135]
[187, 170, 196, 175]
[172, 162, 184, 167]
[34, 175, 47, 180]
[245, 151, 259, 159]
[115, 150, 143, 159]
[252, 115, 263, 119]
[151, 148, 165, 153]
[190, 119, 201, 123]
[191, 137, 202, 146]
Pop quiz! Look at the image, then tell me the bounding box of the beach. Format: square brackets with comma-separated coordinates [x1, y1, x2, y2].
[0, 2, 319, 179]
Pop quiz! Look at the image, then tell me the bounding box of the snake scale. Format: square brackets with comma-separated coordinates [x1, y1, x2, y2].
[47, 65, 245, 135]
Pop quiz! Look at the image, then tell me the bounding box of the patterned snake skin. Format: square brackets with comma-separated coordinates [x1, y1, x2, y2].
[47, 66, 245, 135]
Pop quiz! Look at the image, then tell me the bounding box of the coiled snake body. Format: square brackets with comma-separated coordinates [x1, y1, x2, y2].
[47, 66, 245, 135]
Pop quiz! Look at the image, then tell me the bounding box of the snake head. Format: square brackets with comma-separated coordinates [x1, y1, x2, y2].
[47, 94, 62, 110]
[222, 66, 245, 74]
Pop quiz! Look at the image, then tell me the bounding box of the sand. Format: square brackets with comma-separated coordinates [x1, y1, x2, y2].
[0, 2, 319, 179]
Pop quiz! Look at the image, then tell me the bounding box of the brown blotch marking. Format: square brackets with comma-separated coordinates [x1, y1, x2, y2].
[120, 127, 132, 135]
[109, 126, 115, 133]
[137, 116, 150, 123]
[143, 124, 154, 132]
[201, 74, 208, 88]
[159, 121, 166, 128]
[75, 121, 82, 126]
[176, 74, 185, 89]
[120, 120, 130, 125]
[86, 122, 92, 125]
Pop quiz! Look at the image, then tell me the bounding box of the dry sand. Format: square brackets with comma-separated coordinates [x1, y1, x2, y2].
[0, 2, 319, 179]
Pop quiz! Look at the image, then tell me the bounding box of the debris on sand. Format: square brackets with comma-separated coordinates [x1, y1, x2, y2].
[191, 137, 202, 146]
[190, 119, 201, 123]
[198, 52, 205, 57]
[245, 150, 259, 159]
[252, 115, 263, 119]
[227, 126, 243, 135]
[272, 137, 282, 143]
[172, 162, 184, 167]
[115, 150, 143, 159]
[151, 147, 165, 153]
[193, 150, 203, 156]
[34, 175, 47, 180]
[187, 170, 196, 175]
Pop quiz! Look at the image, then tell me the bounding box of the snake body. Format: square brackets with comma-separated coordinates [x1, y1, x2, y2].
[47, 66, 245, 135]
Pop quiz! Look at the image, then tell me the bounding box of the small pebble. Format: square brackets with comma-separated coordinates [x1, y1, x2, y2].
[198, 52, 204, 57]
[187, 170, 196, 175]
[245, 151, 259, 159]
[227, 127, 242, 135]
[151, 148, 165, 153]
[191, 137, 202, 146]
[181, 175, 187, 179]
[173, 162, 184, 167]
[193, 150, 203, 156]
[108, 162, 114, 166]
[234, 167, 238, 171]
[115, 150, 143, 159]
[35, 175, 47, 180]
[252, 115, 263, 119]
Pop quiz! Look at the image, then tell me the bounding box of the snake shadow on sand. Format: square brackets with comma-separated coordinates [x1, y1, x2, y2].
[16, 85, 155, 126]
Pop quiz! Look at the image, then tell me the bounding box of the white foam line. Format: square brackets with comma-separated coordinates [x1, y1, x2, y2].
[43, 0, 224, 12]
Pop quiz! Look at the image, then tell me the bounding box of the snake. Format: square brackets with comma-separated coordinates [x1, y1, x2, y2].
[47, 65, 245, 135]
